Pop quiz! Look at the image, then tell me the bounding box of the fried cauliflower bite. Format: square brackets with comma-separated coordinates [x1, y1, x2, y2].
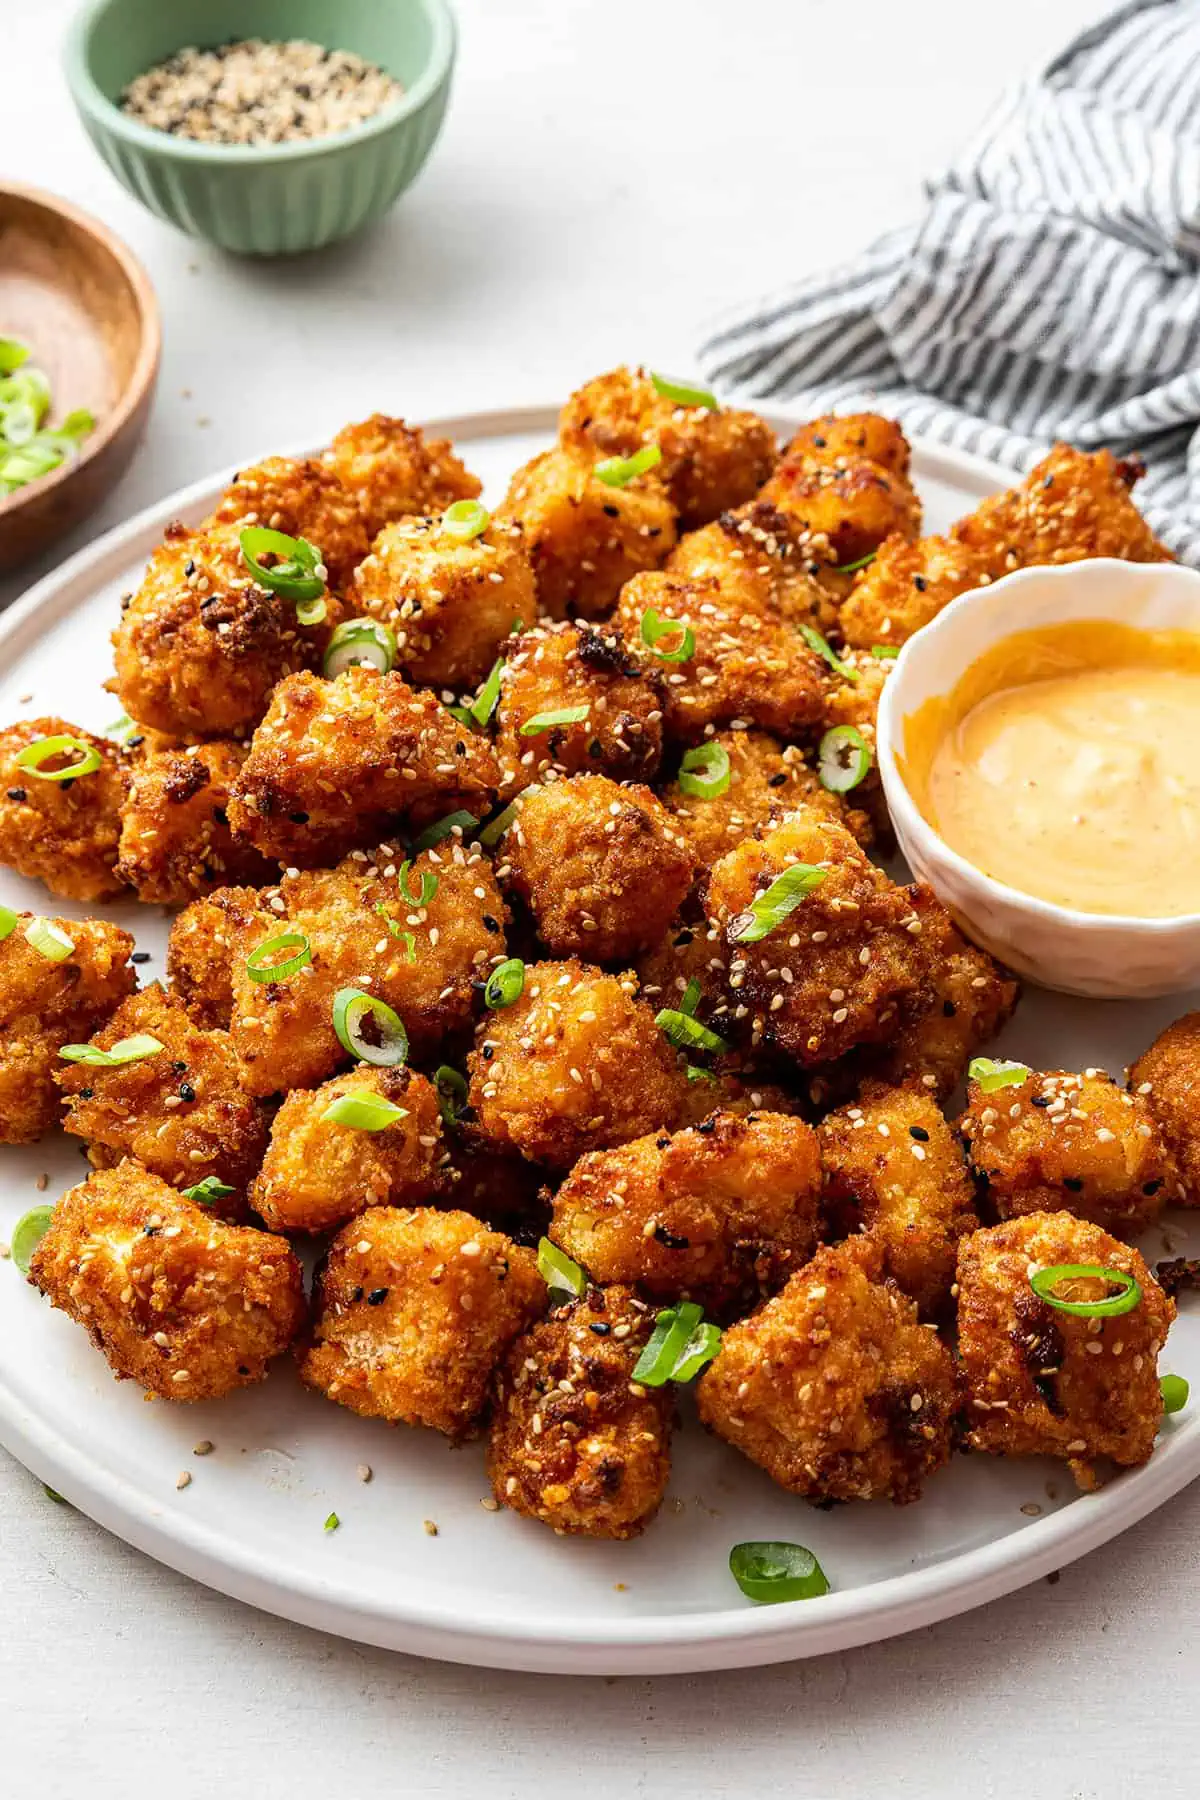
[322, 414, 482, 543]
[613, 572, 826, 743]
[487, 1284, 672, 1538]
[559, 366, 778, 529]
[227, 666, 501, 868]
[663, 728, 871, 867]
[28, 1161, 305, 1401]
[300, 1205, 545, 1437]
[0, 718, 127, 902]
[667, 500, 836, 632]
[112, 522, 343, 741]
[501, 444, 678, 620]
[353, 512, 538, 690]
[467, 960, 689, 1171]
[58, 985, 269, 1202]
[783, 413, 912, 480]
[697, 1240, 957, 1504]
[819, 1083, 977, 1319]
[493, 622, 666, 795]
[953, 446, 1172, 576]
[504, 775, 693, 964]
[1131, 1014, 1200, 1204]
[956, 1213, 1174, 1490]
[960, 1067, 1181, 1237]
[165, 885, 271, 1030]
[209, 454, 370, 591]
[550, 1111, 822, 1315]
[762, 440, 921, 570]
[838, 533, 993, 650]
[230, 837, 508, 1095]
[704, 809, 925, 1067]
[0, 916, 135, 1144]
[115, 740, 275, 905]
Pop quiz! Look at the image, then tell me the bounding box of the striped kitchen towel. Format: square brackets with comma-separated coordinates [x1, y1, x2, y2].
[697, 0, 1200, 561]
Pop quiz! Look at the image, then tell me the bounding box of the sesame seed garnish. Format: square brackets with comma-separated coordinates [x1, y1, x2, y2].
[176, 1471, 192, 1491]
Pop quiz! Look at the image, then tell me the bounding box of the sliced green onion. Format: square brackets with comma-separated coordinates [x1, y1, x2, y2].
[54, 407, 95, 443]
[478, 799, 521, 847]
[728, 863, 826, 944]
[469, 659, 504, 727]
[324, 1512, 341, 1533]
[1162, 1374, 1189, 1415]
[323, 618, 396, 677]
[633, 1302, 722, 1385]
[446, 703, 474, 728]
[968, 1057, 1030, 1093]
[239, 526, 325, 603]
[105, 713, 139, 745]
[679, 978, 702, 1018]
[799, 624, 859, 684]
[686, 1063, 715, 1084]
[818, 724, 872, 794]
[595, 444, 663, 487]
[0, 339, 29, 374]
[411, 810, 476, 852]
[485, 958, 525, 1010]
[538, 1236, 586, 1300]
[2, 366, 51, 424]
[0, 905, 18, 941]
[640, 607, 695, 665]
[870, 645, 900, 661]
[322, 1093, 408, 1132]
[442, 498, 491, 542]
[374, 906, 416, 960]
[651, 372, 718, 410]
[245, 930, 311, 985]
[519, 705, 590, 737]
[13, 734, 102, 782]
[729, 1541, 830, 1605]
[182, 1177, 236, 1207]
[332, 988, 409, 1068]
[295, 594, 327, 627]
[836, 553, 877, 575]
[59, 1034, 164, 1069]
[0, 441, 62, 482]
[655, 1007, 728, 1054]
[676, 741, 731, 800]
[43, 1486, 67, 1504]
[24, 918, 74, 962]
[672, 1322, 723, 1382]
[1028, 1264, 1142, 1318]
[397, 861, 438, 907]
[434, 1065, 468, 1130]
[10, 1204, 54, 1275]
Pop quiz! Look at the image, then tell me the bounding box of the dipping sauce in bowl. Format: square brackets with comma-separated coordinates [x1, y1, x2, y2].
[900, 619, 1200, 919]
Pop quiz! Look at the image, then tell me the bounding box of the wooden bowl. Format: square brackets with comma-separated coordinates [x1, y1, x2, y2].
[0, 183, 160, 574]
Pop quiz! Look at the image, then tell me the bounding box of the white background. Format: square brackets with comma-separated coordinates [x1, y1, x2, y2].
[4, 3, 1196, 1797]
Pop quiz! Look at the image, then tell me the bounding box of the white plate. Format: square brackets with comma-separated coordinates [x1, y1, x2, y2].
[0, 406, 1196, 1676]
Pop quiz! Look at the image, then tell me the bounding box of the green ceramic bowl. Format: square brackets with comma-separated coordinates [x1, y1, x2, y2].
[64, 0, 456, 255]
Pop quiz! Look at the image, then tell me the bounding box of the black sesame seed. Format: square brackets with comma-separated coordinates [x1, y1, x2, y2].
[144, 1225, 160, 1237]
[655, 1136, 671, 1150]
[602, 504, 619, 518]
[179, 1083, 196, 1103]
[1031, 1095, 1050, 1107]
[653, 1224, 690, 1249]
[768, 772, 788, 788]
[1143, 1179, 1163, 1196]
[367, 1287, 388, 1305]
[6, 787, 27, 802]
[589, 1321, 611, 1336]
[78, 1087, 94, 1100]
[351, 1285, 364, 1302]
[913, 575, 927, 592]
[909, 1125, 930, 1141]
[1063, 1178, 1084, 1192]
[172, 1060, 188, 1074]
[288, 810, 310, 824]
[696, 1118, 716, 1134]
[131, 951, 151, 964]
[482, 914, 500, 933]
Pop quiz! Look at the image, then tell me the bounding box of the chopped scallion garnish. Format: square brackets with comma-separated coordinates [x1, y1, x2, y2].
[295, 593, 327, 627]
[686, 1063, 714, 1084]
[332, 988, 409, 1068]
[1162, 1374, 1189, 1415]
[640, 607, 695, 665]
[870, 645, 899, 661]
[324, 1512, 341, 1533]
[655, 1007, 728, 1054]
[239, 526, 325, 603]
[105, 713, 139, 744]
[727, 863, 826, 944]
[322, 1093, 408, 1132]
[0, 904, 17, 941]
[799, 625, 858, 684]
[968, 1057, 1029, 1093]
[818, 724, 872, 794]
[1028, 1264, 1142, 1318]
[595, 444, 662, 487]
[729, 1541, 830, 1604]
[441, 498, 491, 543]
[485, 957, 525, 1010]
[468, 658, 504, 727]
[478, 799, 521, 847]
[676, 741, 730, 800]
[323, 618, 396, 678]
[23, 918, 74, 962]
[519, 705, 590, 737]
[374, 906, 416, 960]
[650, 372, 718, 410]
[537, 1236, 586, 1300]
[245, 930, 311, 985]
[10, 1204, 54, 1275]
[411, 810, 476, 852]
[835, 552, 877, 575]
[182, 1177, 236, 1207]
[397, 861, 438, 907]
[633, 1302, 722, 1385]
[13, 734, 102, 782]
[59, 1033, 164, 1068]
[434, 1065, 468, 1130]
[679, 978, 702, 1018]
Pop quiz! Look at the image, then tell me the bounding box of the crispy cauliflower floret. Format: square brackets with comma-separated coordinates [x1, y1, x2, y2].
[28, 1161, 305, 1400]
[783, 413, 912, 479]
[952, 446, 1172, 576]
[0, 718, 127, 901]
[0, 915, 135, 1144]
[763, 443, 921, 569]
[209, 454, 369, 590]
[299, 1205, 544, 1438]
[667, 500, 836, 631]
[165, 886, 271, 1030]
[322, 414, 481, 543]
[838, 533, 992, 650]
[957, 1213, 1173, 1489]
[487, 1284, 672, 1538]
[697, 1240, 957, 1504]
[1131, 1013, 1200, 1205]
[116, 740, 274, 905]
[227, 666, 500, 867]
[662, 728, 871, 867]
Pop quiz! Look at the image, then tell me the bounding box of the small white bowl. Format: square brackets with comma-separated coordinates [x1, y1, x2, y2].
[876, 557, 1200, 999]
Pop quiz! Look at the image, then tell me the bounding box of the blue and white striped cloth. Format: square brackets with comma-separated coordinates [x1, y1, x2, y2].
[698, 0, 1200, 561]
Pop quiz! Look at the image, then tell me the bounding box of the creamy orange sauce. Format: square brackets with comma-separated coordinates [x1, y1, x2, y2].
[900, 620, 1200, 918]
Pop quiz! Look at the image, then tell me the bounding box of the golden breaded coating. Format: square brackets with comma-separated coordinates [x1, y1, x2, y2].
[505, 775, 693, 963]
[501, 444, 677, 620]
[957, 1212, 1173, 1489]
[613, 572, 826, 743]
[230, 837, 508, 1095]
[663, 728, 871, 868]
[58, 985, 269, 1200]
[704, 809, 925, 1066]
[112, 522, 344, 741]
[1131, 1013, 1200, 1204]
[165, 885, 270, 1030]
[354, 512, 537, 690]
[493, 622, 665, 795]
[0, 718, 127, 902]
[550, 1111, 822, 1315]
[116, 740, 275, 905]
[29, 1161, 304, 1399]
[322, 414, 481, 543]
[697, 1240, 957, 1504]
[838, 533, 992, 649]
[783, 413, 912, 479]
[763, 449, 921, 569]
[0, 915, 135, 1144]
[673, 1070, 800, 1129]
[819, 1083, 977, 1319]
[487, 1284, 672, 1538]
[249, 1066, 446, 1233]
[953, 446, 1172, 576]
[209, 454, 369, 590]
[227, 666, 501, 867]
[467, 960, 688, 1170]
[960, 1067, 1181, 1237]
[667, 500, 836, 632]
[634, 914, 733, 1024]
[300, 1205, 544, 1437]
[559, 365, 778, 528]
[868, 886, 1020, 1097]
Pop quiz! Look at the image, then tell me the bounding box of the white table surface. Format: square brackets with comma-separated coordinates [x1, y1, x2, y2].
[5, 3, 1197, 1796]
